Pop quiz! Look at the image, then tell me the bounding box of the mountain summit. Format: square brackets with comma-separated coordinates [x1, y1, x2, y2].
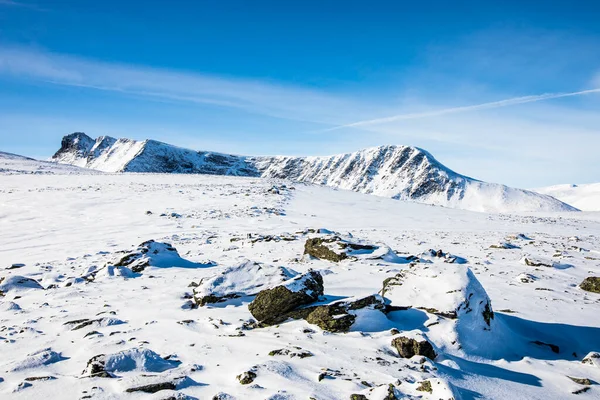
[52, 133, 577, 213]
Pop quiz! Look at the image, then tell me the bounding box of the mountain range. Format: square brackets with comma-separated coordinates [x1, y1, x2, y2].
[51, 132, 578, 213]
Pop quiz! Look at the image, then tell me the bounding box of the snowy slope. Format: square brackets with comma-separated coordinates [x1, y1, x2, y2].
[52, 132, 577, 213]
[1, 170, 599, 399]
[534, 183, 600, 211]
[0, 150, 99, 175]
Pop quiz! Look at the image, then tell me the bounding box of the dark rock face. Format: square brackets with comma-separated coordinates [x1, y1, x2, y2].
[391, 336, 437, 360]
[125, 382, 177, 393]
[52, 132, 95, 159]
[248, 270, 323, 324]
[580, 277, 600, 293]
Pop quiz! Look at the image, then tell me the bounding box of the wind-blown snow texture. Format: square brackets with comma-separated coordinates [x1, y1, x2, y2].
[52, 133, 577, 213]
[1, 162, 599, 399]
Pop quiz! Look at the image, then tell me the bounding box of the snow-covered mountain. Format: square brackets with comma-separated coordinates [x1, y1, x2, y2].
[52, 132, 578, 213]
[533, 183, 600, 212]
[1, 150, 98, 175]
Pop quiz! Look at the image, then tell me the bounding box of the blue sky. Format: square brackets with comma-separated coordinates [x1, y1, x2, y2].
[0, 0, 599, 187]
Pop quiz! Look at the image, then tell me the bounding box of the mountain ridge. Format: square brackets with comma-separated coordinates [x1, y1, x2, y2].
[51, 132, 578, 213]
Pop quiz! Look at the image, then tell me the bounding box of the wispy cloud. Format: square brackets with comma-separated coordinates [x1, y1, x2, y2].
[0, 46, 380, 125]
[0, 0, 44, 10]
[323, 88, 600, 131]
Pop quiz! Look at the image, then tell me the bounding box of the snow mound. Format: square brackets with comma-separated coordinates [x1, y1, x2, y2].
[192, 260, 297, 306]
[82, 348, 179, 376]
[382, 264, 496, 355]
[112, 240, 204, 272]
[0, 275, 44, 292]
[9, 348, 66, 372]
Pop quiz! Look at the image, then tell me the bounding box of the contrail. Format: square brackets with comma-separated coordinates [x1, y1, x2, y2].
[324, 88, 600, 132]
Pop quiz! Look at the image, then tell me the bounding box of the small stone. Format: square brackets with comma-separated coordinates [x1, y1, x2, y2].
[391, 336, 436, 360]
[236, 371, 256, 385]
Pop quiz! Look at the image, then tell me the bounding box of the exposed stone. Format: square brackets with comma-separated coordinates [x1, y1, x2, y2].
[580, 277, 600, 294]
[391, 336, 436, 360]
[582, 352, 600, 367]
[236, 370, 256, 385]
[350, 395, 368, 400]
[125, 382, 177, 393]
[416, 380, 433, 393]
[568, 376, 591, 385]
[248, 270, 323, 324]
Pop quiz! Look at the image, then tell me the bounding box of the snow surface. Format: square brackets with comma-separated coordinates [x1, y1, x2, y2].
[51, 133, 577, 213]
[1, 163, 600, 399]
[534, 183, 600, 211]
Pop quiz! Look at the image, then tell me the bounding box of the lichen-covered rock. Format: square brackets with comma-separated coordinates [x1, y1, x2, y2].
[391, 336, 436, 360]
[248, 270, 323, 324]
[304, 295, 385, 333]
[580, 277, 600, 294]
[193, 261, 296, 306]
[303, 235, 384, 262]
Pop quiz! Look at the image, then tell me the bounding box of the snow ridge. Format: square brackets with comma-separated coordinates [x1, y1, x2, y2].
[51, 132, 578, 213]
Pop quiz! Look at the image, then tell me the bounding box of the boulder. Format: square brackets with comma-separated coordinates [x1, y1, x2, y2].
[303, 295, 385, 333]
[303, 235, 382, 262]
[580, 277, 600, 294]
[248, 270, 323, 324]
[391, 336, 436, 360]
[193, 261, 296, 306]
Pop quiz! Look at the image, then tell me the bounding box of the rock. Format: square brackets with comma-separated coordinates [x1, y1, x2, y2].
[125, 382, 177, 393]
[6, 263, 25, 270]
[391, 336, 436, 360]
[567, 376, 592, 385]
[582, 352, 600, 367]
[212, 393, 236, 400]
[303, 235, 381, 262]
[268, 348, 313, 358]
[416, 380, 433, 393]
[531, 340, 560, 354]
[305, 305, 356, 332]
[193, 261, 296, 307]
[0, 275, 44, 292]
[350, 395, 368, 400]
[248, 270, 323, 324]
[82, 348, 179, 377]
[304, 237, 349, 262]
[520, 257, 552, 268]
[580, 277, 600, 294]
[573, 387, 591, 395]
[303, 295, 385, 333]
[236, 370, 256, 385]
[24, 376, 56, 382]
